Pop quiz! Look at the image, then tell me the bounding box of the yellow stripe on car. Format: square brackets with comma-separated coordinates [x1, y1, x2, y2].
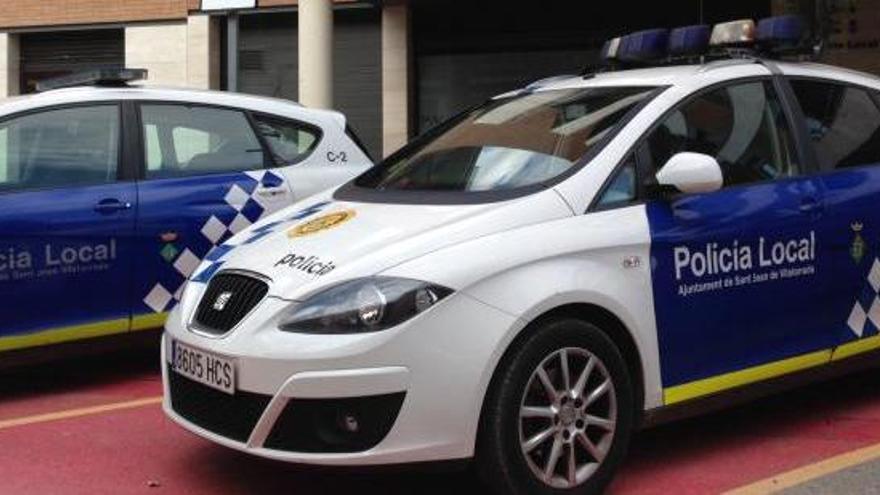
[0, 312, 169, 352]
[831, 334, 880, 362]
[663, 349, 832, 405]
[131, 312, 169, 331]
[0, 318, 130, 353]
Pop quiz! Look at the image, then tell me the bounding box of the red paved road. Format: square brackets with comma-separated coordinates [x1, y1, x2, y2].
[2, 349, 880, 494]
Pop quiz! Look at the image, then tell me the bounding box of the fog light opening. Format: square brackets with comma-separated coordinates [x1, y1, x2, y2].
[339, 411, 361, 434]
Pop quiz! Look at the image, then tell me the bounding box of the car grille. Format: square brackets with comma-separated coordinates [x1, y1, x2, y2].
[193, 272, 269, 335]
[167, 365, 271, 443]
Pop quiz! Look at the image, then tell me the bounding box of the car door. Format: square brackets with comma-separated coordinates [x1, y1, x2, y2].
[0, 103, 136, 350]
[785, 78, 880, 359]
[132, 103, 308, 327]
[641, 79, 832, 402]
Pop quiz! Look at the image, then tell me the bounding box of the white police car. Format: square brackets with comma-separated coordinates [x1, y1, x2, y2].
[163, 16, 880, 494]
[0, 69, 371, 357]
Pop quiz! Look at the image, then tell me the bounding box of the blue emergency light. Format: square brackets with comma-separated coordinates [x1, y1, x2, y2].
[668, 25, 711, 57]
[756, 15, 805, 51]
[617, 29, 669, 63]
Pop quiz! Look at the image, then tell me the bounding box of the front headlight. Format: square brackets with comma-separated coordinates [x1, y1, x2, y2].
[278, 277, 453, 334]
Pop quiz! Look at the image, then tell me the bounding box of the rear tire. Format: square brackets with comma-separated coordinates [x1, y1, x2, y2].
[477, 318, 634, 495]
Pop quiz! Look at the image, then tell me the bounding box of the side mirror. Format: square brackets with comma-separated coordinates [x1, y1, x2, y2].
[655, 152, 723, 195]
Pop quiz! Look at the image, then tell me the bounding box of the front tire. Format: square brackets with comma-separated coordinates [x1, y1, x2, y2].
[477, 318, 634, 495]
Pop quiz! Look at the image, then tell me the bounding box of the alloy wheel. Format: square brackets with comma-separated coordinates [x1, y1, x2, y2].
[518, 347, 618, 489]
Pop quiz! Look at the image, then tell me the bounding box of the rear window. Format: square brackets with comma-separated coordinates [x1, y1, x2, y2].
[252, 114, 321, 165]
[353, 86, 658, 194]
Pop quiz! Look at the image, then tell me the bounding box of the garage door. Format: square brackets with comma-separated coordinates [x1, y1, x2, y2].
[412, 0, 773, 135]
[416, 50, 593, 134]
[20, 29, 124, 94]
[239, 9, 382, 159]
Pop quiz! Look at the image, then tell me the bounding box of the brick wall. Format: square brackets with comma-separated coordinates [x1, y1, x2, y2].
[257, 0, 360, 7]
[0, 0, 363, 30]
[0, 1, 194, 29]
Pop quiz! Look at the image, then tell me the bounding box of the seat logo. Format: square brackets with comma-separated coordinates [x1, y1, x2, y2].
[287, 209, 356, 238]
[213, 292, 233, 311]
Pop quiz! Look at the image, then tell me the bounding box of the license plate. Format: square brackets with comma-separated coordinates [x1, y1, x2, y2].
[171, 340, 236, 395]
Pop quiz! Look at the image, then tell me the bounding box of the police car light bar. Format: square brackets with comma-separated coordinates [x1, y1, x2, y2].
[600, 37, 623, 64]
[618, 29, 670, 63]
[669, 24, 711, 58]
[756, 15, 805, 52]
[595, 15, 809, 72]
[709, 19, 756, 48]
[35, 68, 148, 92]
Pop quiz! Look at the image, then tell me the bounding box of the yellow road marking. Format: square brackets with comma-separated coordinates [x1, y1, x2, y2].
[0, 396, 163, 431]
[725, 442, 880, 494]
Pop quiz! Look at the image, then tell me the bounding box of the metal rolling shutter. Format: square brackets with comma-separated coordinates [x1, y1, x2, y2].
[20, 29, 124, 94]
[239, 10, 382, 159]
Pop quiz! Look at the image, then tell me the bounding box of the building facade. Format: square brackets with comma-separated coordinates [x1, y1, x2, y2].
[0, 0, 878, 158]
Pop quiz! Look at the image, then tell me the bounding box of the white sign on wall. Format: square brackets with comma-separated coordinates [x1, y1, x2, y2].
[201, 0, 256, 10]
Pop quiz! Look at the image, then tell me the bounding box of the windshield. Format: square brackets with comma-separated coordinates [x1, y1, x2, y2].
[354, 86, 658, 194]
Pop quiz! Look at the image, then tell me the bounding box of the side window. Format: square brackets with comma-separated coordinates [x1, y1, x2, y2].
[172, 127, 213, 164]
[140, 105, 265, 179]
[789, 80, 880, 171]
[144, 124, 163, 172]
[0, 105, 119, 193]
[646, 81, 799, 188]
[596, 154, 637, 208]
[252, 114, 321, 165]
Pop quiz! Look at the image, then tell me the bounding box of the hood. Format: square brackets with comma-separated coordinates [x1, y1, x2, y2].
[193, 189, 573, 301]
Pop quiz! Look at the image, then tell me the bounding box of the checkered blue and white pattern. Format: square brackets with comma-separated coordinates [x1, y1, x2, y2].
[188, 200, 333, 285]
[846, 258, 880, 338]
[142, 171, 290, 314]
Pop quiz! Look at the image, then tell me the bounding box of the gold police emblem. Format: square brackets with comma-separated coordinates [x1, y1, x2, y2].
[851, 221, 866, 264]
[288, 209, 356, 238]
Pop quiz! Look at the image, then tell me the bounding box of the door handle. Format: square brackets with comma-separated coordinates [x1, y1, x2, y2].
[256, 187, 287, 198]
[94, 198, 132, 214]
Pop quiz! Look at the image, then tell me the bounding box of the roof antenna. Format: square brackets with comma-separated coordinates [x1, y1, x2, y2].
[811, 0, 829, 61]
[698, 0, 705, 63]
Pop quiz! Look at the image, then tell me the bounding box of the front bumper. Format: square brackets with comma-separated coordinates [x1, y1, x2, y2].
[162, 290, 520, 466]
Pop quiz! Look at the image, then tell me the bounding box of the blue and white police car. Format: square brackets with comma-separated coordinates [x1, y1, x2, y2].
[164, 16, 880, 494]
[0, 69, 372, 359]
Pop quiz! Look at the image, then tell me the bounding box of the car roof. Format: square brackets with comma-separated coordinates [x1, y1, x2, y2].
[0, 85, 348, 130]
[775, 61, 880, 89]
[508, 60, 880, 96]
[498, 65, 709, 96]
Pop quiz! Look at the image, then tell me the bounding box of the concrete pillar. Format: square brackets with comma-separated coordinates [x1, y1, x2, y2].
[298, 0, 333, 109]
[381, 0, 411, 156]
[226, 13, 239, 92]
[187, 15, 221, 90]
[0, 33, 20, 98]
[126, 22, 188, 87]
